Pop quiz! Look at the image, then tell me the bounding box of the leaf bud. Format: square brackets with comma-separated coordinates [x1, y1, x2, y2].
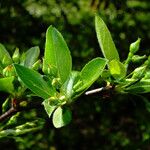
[131, 55, 146, 63]
[12, 48, 20, 63]
[52, 78, 61, 89]
[129, 38, 141, 54]
[2, 65, 16, 77]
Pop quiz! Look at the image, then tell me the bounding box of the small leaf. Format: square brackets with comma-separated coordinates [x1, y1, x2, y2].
[2, 97, 10, 113]
[12, 48, 20, 63]
[0, 43, 12, 67]
[131, 66, 146, 79]
[22, 46, 40, 68]
[43, 26, 72, 83]
[125, 79, 150, 93]
[61, 71, 80, 100]
[76, 57, 107, 92]
[14, 64, 55, 99]
[0, 120, 44, 138]
[42, 99, 57, 117]
[95, 15, 120, 61]
[0, 76, 14, 93]
[109, 59, 126, 80]
[131, 55, 146, 63]
[52, 107, 72, 128]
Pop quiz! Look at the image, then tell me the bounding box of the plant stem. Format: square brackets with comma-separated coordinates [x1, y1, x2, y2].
[0, 107, 17, 122]
[85, 85, 112, 95]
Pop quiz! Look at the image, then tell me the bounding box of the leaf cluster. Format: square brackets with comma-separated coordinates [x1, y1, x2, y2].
[0, 15, 149, 136]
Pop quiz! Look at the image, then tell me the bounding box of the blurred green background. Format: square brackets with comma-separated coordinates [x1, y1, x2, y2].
[0, 0, 150, 149]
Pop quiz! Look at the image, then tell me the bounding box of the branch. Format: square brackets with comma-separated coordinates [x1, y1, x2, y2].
[85, 85, 113, 95]
[0, 107, 17, 122]
[85, 87, 105, 95]
[0, 99, 43, 123]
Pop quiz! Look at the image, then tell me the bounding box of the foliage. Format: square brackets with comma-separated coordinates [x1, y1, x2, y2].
[0, 0, 150, 149]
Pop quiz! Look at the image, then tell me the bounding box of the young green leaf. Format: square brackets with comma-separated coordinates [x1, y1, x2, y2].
[12, 48, 20, 63]
[2, 97, 10, 113]
[52, 107, 72, 128]
[109, 59, 126, 80]
[125, 79, 150, 93]
[0, 43, 12, 67]
[42, 99, 57, 117]
[95, 15, 120, 61]
[76, 57, 107, 92]
[14, 64, 55, 99]
[43, 26, 72, 83]
[22, 46, 40, 68]
[0, 76, 14, 93]
[0, 120, 44, 137]
[131, 66, 146, 79]
[131, 55, 146, 63]
[61, 71, 80, 100]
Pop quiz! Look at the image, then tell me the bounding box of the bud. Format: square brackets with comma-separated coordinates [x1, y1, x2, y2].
[6, 112, 20, 125]
[2, 65, 16, 77]
[130, 38, 141, 54]
[143, 56, 150, 66]
[19, 101, 27, 107]
[12, 48, 20, 63]
[52, 78, 61, 89]
[131, 55, 146, 63]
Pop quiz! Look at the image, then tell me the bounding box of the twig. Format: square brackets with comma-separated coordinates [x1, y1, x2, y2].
[0, 99, 43, 123]
[85, 86, 113, 95]
[85, 87, 105, 95]
[0, 107, 17, 122]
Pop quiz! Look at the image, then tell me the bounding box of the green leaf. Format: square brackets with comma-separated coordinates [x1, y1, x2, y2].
[109, 59, 126, 80]
[61, 71, 80, 100]
[0, 43, 12, 67]
[52, 107, 72, 128]
[0, 76, 14, 93]
[43, 26, 72, 83]
[95, 15, 120, 61]
[125, 79, 150, 93]
[131, 66, 146, 79]
[42, 99, 57, 117]
[12, 48, 20, 63]
[76, 57, 107, 92]
[2, 97, 10, 113]
[14, 64, 55, 99]
[22, 46, 40, 68]
[0, 120, 44, 138]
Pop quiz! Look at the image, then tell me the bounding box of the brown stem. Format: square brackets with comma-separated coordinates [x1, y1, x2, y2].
[0, 99, 43, 123]
[0, 107, 17, 122]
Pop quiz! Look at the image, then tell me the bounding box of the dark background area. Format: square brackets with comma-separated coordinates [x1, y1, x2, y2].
[0, 0, 150, 149]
